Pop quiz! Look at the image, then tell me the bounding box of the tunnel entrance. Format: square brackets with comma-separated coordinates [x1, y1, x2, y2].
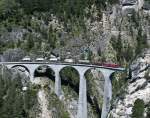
[34, 65, 55, 81]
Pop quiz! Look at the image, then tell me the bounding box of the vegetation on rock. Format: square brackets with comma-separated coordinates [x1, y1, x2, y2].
[0, 66, 39, 118]
[147, 102, 150, 118]
[132, 99, 145, 118]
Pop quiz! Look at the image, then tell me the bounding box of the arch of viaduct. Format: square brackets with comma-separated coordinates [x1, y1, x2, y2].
[0, 62, 125, 118]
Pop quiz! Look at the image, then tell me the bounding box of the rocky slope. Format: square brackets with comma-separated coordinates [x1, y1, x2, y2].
[0, 65, 71, 118]
[0, 0, 149, 63]
[109, 50, 150, 118]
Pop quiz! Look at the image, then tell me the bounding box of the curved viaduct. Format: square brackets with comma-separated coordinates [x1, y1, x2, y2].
[0, 62, 125, 118]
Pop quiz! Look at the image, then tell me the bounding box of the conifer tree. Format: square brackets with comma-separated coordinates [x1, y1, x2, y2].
[147, 102, 150, 118]
[132, 99, 145, 118]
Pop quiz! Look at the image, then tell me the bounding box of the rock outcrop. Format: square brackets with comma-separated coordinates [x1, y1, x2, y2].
[109, 50, 150, 118]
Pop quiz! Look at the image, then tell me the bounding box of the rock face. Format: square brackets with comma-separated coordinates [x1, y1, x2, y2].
[0, 0, 149, 63]
[131, 50, 150, 80]
[38, 89, 52, 118]
[0, 28, 27, 42]
[109, 50, 150, 118]
[2, 48, 25, 62]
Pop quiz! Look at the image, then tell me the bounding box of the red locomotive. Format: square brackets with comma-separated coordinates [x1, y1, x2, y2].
[76, 59, 120, 68]
[92, 62, 120, 68]
[101, 63, 120, 68]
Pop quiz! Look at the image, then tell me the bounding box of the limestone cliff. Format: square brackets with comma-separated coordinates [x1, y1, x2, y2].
[109, 49, 150, 118]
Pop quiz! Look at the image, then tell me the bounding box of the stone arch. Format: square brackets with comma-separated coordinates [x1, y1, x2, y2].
[84, 67, 105, 80]
[11, 65, 30, 74]
[84, 67, 105, 117]
[34, 65, 55, 80]
[59, 66, 80, 117]
[59, 66, 80, 92]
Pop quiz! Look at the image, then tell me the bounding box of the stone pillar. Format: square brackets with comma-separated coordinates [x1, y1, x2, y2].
[54, 70, 61, 96]
[24, 65, 39, 83]
[30, 72, 34, 82]
[52, 65, 66, 97]
[29, 67, 36, 82]
[77, 72, 87, 118]
[101, 69, 114, 118]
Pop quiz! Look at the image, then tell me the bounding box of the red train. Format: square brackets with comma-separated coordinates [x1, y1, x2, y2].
[92, 62, 120, 68]
[65, 59, 120, 68]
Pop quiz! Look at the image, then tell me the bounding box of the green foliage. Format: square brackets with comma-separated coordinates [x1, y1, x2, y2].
[0, 0, 119, 53]
[0, 0, 18, 18]
[108, 0, 119, 4]
[111, 35, 134, 64]
[24, 33, 35, 52]
[18, 0, 106, 17]
[136, 28, 148, 55]
[47, 26, 57, 48]
[60, 67, 79, 91]
[130, 11, 139, 28]
[112, 72, 128, 100]
[48, 92, 70, 118]
[87, 49, 93, 61]
[147, 102, 150, 118]
[62, 112, 70, 118]
[123, 44, 134, 62]
[97, 47, 102, 56]
[110, 35, 123, 63]
[132, 99, 145, 118]
[144, 69, 150, 80]
[0, 67, 38, 118]
[2, 0, 118, 21]
[85, 71, 103, 117]
[145, 0, 150, 2]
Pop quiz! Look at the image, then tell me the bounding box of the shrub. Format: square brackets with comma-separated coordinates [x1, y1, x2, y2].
[0, 68, 38, 118]
[144, 69, 150, 80]
[147, 102, 150, 118]
[132, 99, 145, 118]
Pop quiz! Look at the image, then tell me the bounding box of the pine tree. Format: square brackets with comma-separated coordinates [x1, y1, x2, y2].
[132, 99, 145, 118]
[12, 93, 24, 118]
[0, 77, 5, 116]
[2, 82, 16, 118]
[25, 34, 34, 52]
[147, 102, 150, 118]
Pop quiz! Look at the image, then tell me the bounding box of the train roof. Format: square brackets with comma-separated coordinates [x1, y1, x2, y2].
[36, 58, 45, 61]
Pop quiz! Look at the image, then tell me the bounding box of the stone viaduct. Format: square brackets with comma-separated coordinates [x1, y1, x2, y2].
[0, 62, 125, 118]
